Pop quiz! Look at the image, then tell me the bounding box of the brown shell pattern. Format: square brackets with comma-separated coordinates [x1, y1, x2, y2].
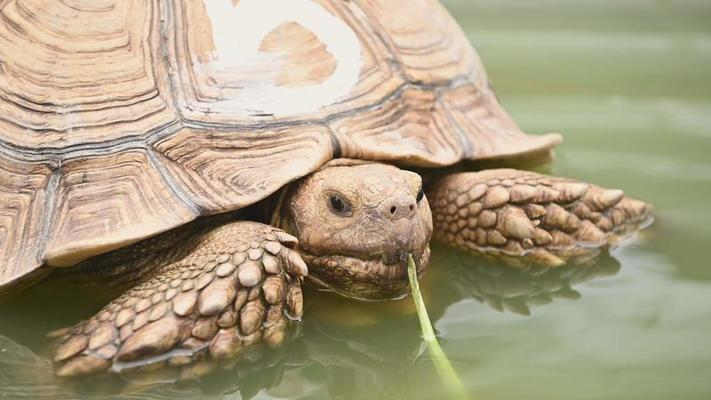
[0, 0, 561, 286]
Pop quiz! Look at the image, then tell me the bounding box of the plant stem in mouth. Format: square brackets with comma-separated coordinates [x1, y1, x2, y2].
[407, 254, 471, 400]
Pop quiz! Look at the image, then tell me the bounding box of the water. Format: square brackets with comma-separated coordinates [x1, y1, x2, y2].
[2, 0, 711, 399]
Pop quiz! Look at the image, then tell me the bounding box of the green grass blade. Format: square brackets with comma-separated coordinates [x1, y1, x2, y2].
[407, 255, 472, 400]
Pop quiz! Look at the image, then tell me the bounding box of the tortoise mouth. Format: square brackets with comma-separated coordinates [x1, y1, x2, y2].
[300, 246, 431, 301]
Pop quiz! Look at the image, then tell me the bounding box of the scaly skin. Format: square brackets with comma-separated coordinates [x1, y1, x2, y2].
[54, 222, 305, 378]
[427, 169, 652, 267]
[52, 162, 651, 378]
[280, 162, 432, 300]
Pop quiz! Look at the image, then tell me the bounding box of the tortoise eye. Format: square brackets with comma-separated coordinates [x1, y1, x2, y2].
[416, 187, 425, 203]
[328, 194, 351, 216]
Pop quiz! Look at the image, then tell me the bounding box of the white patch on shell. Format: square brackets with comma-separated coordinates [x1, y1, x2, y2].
[203, 0, 363, 116]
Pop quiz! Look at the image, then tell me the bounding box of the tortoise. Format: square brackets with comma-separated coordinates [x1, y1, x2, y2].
[0, 0, 652, 378]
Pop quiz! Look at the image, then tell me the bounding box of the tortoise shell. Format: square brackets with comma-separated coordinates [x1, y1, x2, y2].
[0, 0, 561, 287]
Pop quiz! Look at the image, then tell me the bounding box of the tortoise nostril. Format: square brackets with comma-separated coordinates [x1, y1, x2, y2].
[383, 200, 417, 219]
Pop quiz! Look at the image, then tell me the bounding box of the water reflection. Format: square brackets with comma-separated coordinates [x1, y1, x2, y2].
[430, 244, 622, 316]
[0, 245, 626, 399]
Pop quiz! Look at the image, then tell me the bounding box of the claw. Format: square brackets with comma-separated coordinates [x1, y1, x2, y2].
[283, 248, 308, 276]
[275, 231, 298, 246]
[588, 189, 624, 210]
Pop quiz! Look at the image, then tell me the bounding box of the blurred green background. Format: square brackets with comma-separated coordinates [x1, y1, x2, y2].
[1, 1, 710, 399]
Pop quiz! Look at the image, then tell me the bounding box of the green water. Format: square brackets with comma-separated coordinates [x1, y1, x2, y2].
[2, 0, 711, 399]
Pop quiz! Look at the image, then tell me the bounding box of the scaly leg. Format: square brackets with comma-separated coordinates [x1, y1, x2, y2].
[53, 221, 306, 378]
[426, 169, 652, 267]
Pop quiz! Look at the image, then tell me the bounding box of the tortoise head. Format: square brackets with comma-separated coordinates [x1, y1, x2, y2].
[277, 161, 432, 300]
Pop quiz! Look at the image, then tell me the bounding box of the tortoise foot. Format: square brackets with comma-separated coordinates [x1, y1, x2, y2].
[52, 221, 305, 378]
[427, 169, 652, 267]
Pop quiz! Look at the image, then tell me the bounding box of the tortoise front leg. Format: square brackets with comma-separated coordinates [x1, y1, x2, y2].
[426, 169, 652, 267]
[53, 221, 306, 378]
